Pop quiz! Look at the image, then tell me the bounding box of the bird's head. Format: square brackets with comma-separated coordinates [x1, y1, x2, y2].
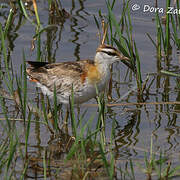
[95, 44, 130, 65]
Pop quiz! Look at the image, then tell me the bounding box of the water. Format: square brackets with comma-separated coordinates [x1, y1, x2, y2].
[0, 0, 180, 179]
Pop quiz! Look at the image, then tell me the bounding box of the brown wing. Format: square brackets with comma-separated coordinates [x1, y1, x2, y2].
[26, 60, 94, 93]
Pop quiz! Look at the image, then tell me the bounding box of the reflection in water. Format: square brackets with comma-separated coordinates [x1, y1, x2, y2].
[70, 0, 88, 61]
[41, 0, 89, 63]
[25, 128, 109, 179]
[0, 3, 23, 64]
[114, 110, 140, 158]
[46, 130, 74, 160]
[174, 85, 180, 113]
[45, 3, 71, 63]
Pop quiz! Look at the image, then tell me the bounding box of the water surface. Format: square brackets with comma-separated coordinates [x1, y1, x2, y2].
[0, 0, 179, 179]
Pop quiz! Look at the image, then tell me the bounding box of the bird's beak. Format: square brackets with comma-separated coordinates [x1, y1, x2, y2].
[117, 52, 136, 72]
[117, 52, 130, 61]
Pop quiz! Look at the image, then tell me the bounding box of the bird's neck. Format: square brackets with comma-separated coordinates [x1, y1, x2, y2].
[91, 53, 111, 90]
[94, 53, 110, 74]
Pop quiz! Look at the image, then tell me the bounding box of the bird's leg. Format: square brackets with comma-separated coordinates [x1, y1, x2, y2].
[63, 106, 69, 134]
[107, 64, 113, 102]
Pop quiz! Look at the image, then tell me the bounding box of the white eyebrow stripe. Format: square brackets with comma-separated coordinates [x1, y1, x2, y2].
[102, 48, 116, 52]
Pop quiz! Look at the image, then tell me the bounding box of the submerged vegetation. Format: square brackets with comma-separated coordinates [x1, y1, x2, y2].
[0, 0, 180, 179]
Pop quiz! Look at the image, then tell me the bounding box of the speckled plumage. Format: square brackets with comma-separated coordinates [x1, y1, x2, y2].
[26, 44, 129, 104]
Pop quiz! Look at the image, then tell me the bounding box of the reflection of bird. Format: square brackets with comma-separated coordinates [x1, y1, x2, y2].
[26, 44, 130, 104]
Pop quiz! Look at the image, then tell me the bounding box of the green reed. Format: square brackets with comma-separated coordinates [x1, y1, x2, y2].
[63, 87, 115, 179]
[19, 0, 42, 61]
[47, 0, 53, 7]
[66, 109, 96, 161]
[0, 97, 11, 131]
[147, 11, 164, 59]
[0, 19, 14, 131]
[4, 8, 14, 39]
[41, 97, 54, 133]
[165, 0, 170, 54]
[170, 0, 180, 50]
[37, 33, 42, 61]
[117, 159, 135, 180]
[0, 119, 22, 178]
[43, 149, 47, 180]
[70, 86, 77, 137]
[148, 0, 172, 58]
[61, 84, 121, 179]
[136, 135, 180, 179]
[114, 135, 180, 180]
[95, 85, 106, 146]
[18, 0, 35, 27]
[25, 112, 32, 158]
[109, 118, 116, 179]
[151, 0, 180, 56]
[32, 0, 41, 28]
[106, 0, 142, 94]
[15, 56, 28, 121]
[176, 0, 180, 29]
[161, 70, 180, 77]
[0, 10, 18, 177]
[53, 86, 59, 132]
[99, 117, 116, 180]
[0, 24, 14, 95]
[5, 134, 18, 179]
[18, 0, 42, 29]
[106, 0, 127, 50]
[0, 139, 8, 171]
[0, 46, 33, 177]
[20, 162, 28, 180]
[157, 25, 162, 59]
[134, 42, 142, 94]
[171, 14, 180, 49]
[0, 120, 25, 179]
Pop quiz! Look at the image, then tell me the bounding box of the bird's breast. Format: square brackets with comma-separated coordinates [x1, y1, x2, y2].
[82, 63, 109, 85]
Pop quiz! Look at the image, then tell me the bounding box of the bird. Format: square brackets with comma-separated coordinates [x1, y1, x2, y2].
[26, 44, 130, 105]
